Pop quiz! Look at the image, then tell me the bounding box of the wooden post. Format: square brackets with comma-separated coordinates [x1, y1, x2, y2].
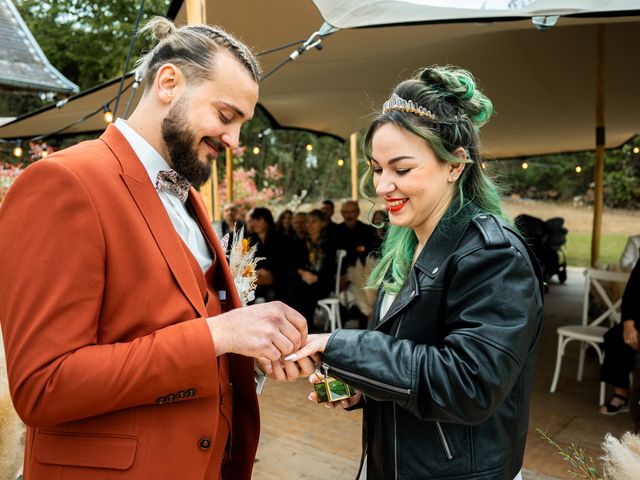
[350, 133, 358, 200]
[186, 0, 213, 218]
[212, 158, 220, 222]
[185, 0, 206, 24]
[591, 25, 605, 267]
[226, 147, 234, 203]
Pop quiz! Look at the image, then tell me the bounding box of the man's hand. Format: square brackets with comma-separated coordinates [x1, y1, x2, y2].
[207, 301, 307, 361]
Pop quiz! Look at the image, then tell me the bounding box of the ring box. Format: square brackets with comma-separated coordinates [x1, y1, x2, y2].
[314, 376, 356, 403]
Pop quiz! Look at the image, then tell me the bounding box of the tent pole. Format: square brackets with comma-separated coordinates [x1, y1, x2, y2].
[186, 0, 214, 218]
[350, 132, 358, 200]
[591, 24, 606, 267]
[226, 147, 234, 203]
[212, 158, 220, 222]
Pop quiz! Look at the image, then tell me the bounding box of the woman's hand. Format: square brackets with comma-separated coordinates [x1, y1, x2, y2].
[268, 354, 319, 382]
[622, 320, 639, 350]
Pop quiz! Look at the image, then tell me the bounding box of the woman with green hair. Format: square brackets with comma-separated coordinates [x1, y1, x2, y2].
[286, 65, 544, 480]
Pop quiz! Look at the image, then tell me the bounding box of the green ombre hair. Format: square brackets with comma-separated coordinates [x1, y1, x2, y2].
[363, 65, 506, 294]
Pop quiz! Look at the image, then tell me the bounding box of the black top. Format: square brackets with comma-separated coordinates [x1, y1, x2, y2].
[335, 220, 377, 268]
[622, 260, 640, 328]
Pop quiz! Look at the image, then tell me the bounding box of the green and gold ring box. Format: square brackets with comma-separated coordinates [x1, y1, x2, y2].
[314, 376, 356, 403]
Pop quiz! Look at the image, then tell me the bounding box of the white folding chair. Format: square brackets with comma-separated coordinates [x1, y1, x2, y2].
[316, 249, 347, 332]
[549, 268, 630, 405]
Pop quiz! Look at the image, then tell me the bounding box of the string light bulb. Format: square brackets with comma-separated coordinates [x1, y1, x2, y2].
[102, 105, 114, 123]
[575, 165, 582, 173]
[481, 162, 487, 169]
[633, 146, 640, 154]
[305, 144, 313, 152]
[252, 146, 260, 155]
[521, 162, 529, 170]
[337, 158, 344, 167]
[13, 142, 23, 158]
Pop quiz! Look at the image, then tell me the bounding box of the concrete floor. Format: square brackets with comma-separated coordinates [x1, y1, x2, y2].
[253, 267, 634, 479]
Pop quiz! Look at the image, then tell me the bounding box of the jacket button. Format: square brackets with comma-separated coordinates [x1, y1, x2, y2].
[166, 394, 175, 403]
[156, 396, 165, 405]
[199, 437, 212, 450]
[177, 391, 186, 399]
[187, 388, 196, 397]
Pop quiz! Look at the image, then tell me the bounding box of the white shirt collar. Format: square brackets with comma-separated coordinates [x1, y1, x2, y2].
[114, 118, 172, 187]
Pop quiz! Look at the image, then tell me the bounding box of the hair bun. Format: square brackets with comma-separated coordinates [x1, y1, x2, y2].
[140, 16, 176, 42]
[416, 65, 494, 127]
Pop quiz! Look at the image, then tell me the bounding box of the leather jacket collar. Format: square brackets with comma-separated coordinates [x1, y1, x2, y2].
[375, 201, 481, 330]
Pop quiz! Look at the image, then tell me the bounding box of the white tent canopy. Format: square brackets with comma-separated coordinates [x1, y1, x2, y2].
[313, 0, 637, 28]
[1, 0, 638, 159]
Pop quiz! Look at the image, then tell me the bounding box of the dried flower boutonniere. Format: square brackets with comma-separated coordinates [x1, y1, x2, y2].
[221, 226, 264, 306]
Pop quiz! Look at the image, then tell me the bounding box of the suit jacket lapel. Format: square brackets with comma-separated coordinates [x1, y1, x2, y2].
[100, 125, 208, 318]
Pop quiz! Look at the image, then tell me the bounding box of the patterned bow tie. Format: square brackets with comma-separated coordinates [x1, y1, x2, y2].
[155, 169, 191, 203]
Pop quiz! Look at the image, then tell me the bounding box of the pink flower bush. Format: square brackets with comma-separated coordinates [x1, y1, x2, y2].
[218, 164, 284, 211]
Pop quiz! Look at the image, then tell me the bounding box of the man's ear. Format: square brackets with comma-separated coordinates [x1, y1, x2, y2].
[155, 64, 181, 104]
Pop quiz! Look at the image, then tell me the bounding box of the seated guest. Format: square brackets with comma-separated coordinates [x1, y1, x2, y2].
[371, 208, 388, 256]
[290, 210, 336, 331]
[248, 207, 287, 302]
[291, 211, 308, 242]
[275, 209, 294, 240]
[221, 202, 242, 237]
[337, 200, 377, 268]
[599, 260, 640, 415]
[321, 199, 340, 239]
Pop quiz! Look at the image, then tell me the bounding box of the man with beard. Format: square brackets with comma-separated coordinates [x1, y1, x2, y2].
[0, 17, 312, 480]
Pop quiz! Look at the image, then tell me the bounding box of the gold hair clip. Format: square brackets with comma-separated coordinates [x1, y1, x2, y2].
[382, 93, 438, 121]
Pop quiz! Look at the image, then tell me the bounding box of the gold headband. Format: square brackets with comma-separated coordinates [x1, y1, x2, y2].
[382, 93, 437, 121]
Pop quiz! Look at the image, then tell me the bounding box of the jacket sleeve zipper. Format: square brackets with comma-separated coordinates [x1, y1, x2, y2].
[435, 421, 454, 460]
[322, 363, 412, 396]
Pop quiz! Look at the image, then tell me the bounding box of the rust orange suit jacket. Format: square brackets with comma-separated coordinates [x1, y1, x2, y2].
[0, 126, 260, 479]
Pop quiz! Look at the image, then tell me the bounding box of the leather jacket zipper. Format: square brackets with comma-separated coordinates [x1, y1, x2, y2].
[435, 421, 454, 460]
[322, 363, 412, 396]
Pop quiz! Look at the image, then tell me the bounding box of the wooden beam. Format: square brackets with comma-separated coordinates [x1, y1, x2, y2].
[226, 147, 234, 203]
[591, 25, 605, 267]
[187, 0, 212, 217]
[185, 0, 206, 24]
[212, 157, 220, 222]
[350, 133, 358, 200]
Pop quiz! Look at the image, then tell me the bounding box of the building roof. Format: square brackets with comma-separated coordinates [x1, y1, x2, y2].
[0, 0, 78, 94]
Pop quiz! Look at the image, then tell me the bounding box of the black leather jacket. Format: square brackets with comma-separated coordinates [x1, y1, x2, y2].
[323, 205, 543, 480]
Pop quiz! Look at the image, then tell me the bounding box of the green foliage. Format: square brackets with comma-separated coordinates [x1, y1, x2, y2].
[493, 136, 640, 209]
[15, 0, 171, 91]
[229, 107, 354, 204]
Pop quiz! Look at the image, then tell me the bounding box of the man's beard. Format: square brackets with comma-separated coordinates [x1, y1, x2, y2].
[161, 99, 220, 189]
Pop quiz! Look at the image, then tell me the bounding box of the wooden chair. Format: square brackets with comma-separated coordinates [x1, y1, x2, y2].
[316, 249, 347, 332]
[549, 268, 630, 404]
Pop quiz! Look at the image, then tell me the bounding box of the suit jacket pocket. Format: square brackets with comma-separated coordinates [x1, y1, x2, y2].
[35, 431, 137, 470]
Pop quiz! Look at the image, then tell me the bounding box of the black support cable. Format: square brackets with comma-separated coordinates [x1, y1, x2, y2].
[112, 0, 146, 118]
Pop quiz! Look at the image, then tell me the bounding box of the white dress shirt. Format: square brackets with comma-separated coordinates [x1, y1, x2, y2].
[114, 118, 213, 271]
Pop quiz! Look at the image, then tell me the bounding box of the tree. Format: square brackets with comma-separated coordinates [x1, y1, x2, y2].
[15, 0, 171, 91]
